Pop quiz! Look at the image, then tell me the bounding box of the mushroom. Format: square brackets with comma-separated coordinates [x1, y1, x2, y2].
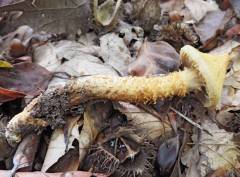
[6, 45, 230, 144]
[68, 45, 230, 107]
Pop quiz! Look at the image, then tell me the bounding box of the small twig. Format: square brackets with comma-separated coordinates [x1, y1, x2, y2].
[170, 107, 213, 136]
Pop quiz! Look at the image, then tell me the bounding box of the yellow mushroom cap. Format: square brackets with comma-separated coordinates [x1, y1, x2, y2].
[180, 45, 230, 108]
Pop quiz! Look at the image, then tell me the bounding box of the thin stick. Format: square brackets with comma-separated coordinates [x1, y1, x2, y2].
[170, 107, 213, 136]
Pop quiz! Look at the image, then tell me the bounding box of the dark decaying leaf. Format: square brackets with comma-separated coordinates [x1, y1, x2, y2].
[10, 134, 40, 176]
[156, 136, 180, 177]
[128, 40, 180, 76]
[0, 0, 91, 36]
[0, 62, 52, 103]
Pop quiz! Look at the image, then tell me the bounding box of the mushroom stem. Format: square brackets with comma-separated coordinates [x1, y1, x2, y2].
[6, 69, 200, 144]
[69, 69, 201, 104]
[6, 45, 230, 144]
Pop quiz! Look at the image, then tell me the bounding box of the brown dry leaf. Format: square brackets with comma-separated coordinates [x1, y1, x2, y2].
[0, 88, 25, 103]
[0, 0, 90, 36]
[0, 171, 107, 177]
[41, 129, 66, 172]
[10, 134, 40, 176]
[199, 120, 240, 176]
[114, 102, 172, 140]
[184, 0, 219, 22]
[128, 40, 180, 76]
[156, 136, 180, 176]
[0, 62, 52, 103]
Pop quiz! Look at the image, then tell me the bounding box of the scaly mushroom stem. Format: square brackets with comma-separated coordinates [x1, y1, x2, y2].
[6, 69, 199, 144]
[6, 45, 230, 144]
[69, 69, 201, 105]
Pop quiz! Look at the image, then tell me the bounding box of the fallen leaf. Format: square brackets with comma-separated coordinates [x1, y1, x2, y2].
[79, 102, 112, 166]
[156, 136, 180, 176]
[114, 102, 172, 140]
[41, 117, 82, 172]
[184, 0, 219, 22]
[0, 62, 52, 103]
[33, 40, 118, 90]
[194, 10, 226, 44]
[128, 40, 180, 76]
[181, 145, 201, 177]
[99, 33, 133, 75]
[0, 0, 91, 36]
[199, 120, 240, 176]
[46, 148, 79, 172]
[0, 25, 33, 53]
[10, 134, 40, 175]
[0, 60, 13, 68]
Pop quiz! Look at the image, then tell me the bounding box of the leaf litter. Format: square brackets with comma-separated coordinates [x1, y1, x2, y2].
[0, 0, 240, 177]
